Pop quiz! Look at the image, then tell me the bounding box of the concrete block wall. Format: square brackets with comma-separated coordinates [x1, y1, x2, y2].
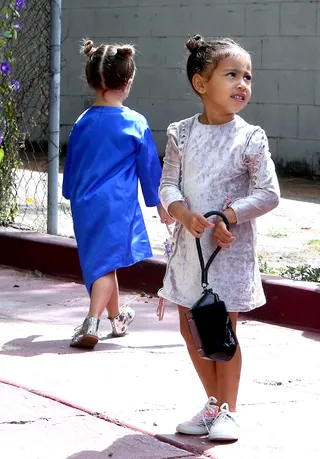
[61, 0, 320, 176]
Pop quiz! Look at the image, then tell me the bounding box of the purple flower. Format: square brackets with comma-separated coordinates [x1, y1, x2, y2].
[15, 0, 25, 10]
[0, 132, 4, 145]
[12, 80, 20, 91]
[0, 62, 10, 75]
[14, 22, 22, 31]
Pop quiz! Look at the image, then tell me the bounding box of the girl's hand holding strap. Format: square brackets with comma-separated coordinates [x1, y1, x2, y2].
[168, 202, 214, 238]
[212, 208, 237, 248]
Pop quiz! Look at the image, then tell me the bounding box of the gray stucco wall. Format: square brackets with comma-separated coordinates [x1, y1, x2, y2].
[61, 0, 320, 176]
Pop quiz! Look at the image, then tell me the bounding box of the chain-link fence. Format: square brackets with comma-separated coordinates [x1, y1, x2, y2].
[0, 0, 71, 234]
[12, 0, 51, 231]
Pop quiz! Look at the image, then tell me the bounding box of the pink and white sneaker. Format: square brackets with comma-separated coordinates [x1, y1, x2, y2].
[176, 396, 219, 435]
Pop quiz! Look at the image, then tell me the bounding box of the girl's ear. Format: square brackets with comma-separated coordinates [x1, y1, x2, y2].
[126, 71, 136, 91]
[192, 73, 206, 94]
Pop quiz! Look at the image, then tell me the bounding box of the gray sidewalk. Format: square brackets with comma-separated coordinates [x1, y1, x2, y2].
[1, 383, 197, 459]
[0, 266, 320, 459]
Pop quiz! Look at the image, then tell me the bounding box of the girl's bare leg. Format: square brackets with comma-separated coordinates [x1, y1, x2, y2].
[70, 272, 119, 348]
[104, 271, 120, 319]
[216, 312, 242, 412]
[179, 305, 220, 402]
[88, 271, 119, 318]
[179, 307, 241, 411]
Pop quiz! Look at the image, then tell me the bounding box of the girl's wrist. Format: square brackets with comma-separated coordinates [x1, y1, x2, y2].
[175, 208, 190, 226]
[168, 201, 190, 225]
[223, 208, 237, 224]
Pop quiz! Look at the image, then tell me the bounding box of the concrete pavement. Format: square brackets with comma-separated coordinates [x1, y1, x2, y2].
[1, 266, 320, 459]
[1, 383, 200, 459]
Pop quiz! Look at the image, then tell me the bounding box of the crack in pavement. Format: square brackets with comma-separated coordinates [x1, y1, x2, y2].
[0, 414, 87, 425]
[0, 417, 50, 425]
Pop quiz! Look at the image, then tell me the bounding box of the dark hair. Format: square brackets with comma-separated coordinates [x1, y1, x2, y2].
[81, 39, 136, 91]
[186, 34, 250, 92]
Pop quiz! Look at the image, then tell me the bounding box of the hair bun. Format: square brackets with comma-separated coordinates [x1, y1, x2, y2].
[82, 39, 96, 58]
[117, 45, 135, 59]
[186, 34, 206, 53]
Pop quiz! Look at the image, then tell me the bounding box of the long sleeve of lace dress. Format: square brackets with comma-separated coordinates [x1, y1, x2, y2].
[230, 128, 280, 224]
[159, 123, 185, 212]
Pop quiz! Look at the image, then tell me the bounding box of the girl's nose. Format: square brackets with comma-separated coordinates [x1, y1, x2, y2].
[237, 81, 246, 90]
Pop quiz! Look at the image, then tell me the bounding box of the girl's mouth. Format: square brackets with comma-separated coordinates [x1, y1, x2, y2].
[231, 94, 246, 102]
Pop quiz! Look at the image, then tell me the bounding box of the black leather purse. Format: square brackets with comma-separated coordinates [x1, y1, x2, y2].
[185, 211, 238, 362]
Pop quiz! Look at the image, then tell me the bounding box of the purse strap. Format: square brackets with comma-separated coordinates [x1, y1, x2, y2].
[196, 211, 230, 288]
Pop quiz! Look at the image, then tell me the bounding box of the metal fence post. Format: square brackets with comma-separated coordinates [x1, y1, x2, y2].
[47, 0, 61, 235]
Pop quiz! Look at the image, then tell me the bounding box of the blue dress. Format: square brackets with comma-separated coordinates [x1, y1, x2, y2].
[62, 106, 161, 294]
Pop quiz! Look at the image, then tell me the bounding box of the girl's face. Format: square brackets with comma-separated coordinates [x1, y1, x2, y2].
[193, 54, 252, 116]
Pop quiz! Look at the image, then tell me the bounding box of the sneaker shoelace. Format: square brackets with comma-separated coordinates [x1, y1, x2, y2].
[214, 403, 238, 425]
[72, 321, 100, 337]
[120, 296, 136, 314]
[108, 297, 136, 322]
[201, 397, 218, 432]
[72, 324, 84, 335]
[120, 296, 137, 309]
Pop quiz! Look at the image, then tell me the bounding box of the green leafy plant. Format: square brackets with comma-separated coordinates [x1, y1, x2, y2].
[279, 265, 320, 283]
[266, 231, 288, 238]
[0, 0, 25, 225]
[258, 254, 320, 282]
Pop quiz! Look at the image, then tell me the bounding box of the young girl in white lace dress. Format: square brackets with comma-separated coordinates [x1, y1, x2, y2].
[158, 35, 280, 441]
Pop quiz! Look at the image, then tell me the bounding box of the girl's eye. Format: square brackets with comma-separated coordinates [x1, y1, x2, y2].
[227, 72, 236, 77]
[244, 75, 252, 81]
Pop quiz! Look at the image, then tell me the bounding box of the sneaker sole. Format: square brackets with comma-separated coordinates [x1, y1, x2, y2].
[176, 425, 209, 435]
[207, 431, 238, 441]
[70, 334, 99, 349]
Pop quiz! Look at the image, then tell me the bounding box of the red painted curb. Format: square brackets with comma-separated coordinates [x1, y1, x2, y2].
[4, 230, 163, 293]
[0, 377, 214, 458]
[246, 275, 320, 331]
[2, 231, 320, 331]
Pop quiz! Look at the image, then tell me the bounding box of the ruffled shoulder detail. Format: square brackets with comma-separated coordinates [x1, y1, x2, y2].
[167, 115, 197, 152]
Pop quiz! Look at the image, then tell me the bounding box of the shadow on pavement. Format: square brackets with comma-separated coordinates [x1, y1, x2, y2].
[0, 335, 125, 356]
[63, 434, 197, 459]
[63, 433, 235, 459]
[65, 451, 104, 459]
[125, 343, 184, 351]
[302, 330, 320, 342]
[0, 334, 184, 357]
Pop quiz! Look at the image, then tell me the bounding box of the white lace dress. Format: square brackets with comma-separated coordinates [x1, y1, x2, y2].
[158, 114, 280, 315]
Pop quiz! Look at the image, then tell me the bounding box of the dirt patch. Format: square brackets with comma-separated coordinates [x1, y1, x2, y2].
[280, 177, 320, 203]
[256, 178, 320, 269]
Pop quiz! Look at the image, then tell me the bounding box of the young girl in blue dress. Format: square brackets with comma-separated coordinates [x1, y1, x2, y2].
[63, 39, 172, 349]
